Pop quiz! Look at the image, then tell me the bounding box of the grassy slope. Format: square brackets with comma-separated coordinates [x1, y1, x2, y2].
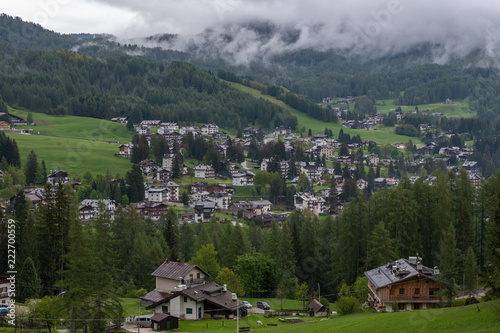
[226, 82, 422, 146]
[6, 108, 133, 177]
[375, 99, 476, 118]
[178, 300, 500, 333]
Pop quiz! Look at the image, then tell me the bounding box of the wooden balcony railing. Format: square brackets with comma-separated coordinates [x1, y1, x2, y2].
[389, 295, 440, 302]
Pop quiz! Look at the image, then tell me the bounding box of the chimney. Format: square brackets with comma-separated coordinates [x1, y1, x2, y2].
[396, 261, 400, 269]
[433, 266, 440, 275]
[417, 261, 423, 271]
[223, 284, 227, 292]
[409, 256, 417, 265]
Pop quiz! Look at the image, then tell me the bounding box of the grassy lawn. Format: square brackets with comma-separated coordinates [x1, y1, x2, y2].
[172, 299, 499, 333]
[226, 81, 423, 145]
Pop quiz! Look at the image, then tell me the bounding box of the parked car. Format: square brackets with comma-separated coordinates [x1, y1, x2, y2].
[241, 301, 252, 309]
[256, 301, 270, 310]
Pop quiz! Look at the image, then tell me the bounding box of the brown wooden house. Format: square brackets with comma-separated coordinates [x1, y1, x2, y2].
[364, 256, 442, 312]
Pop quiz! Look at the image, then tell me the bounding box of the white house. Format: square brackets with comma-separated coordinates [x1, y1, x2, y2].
[232, 172, 254, 187]
[141, 261, 242, 321]
[194, 165, 216, 179]
[294, 192, 326, 216]
[78, 199, 116, 221]
[47, 170, 69, 185]
[201, 124, 219, 136]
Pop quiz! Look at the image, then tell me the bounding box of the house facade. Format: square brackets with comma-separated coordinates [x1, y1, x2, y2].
[365, 256, 442, 312]
[0, 275, 11, 305]
[232, 172, 254, 187]
[47, 170, 69, 185]
[194, 165, 216, 179]
[294, 192, 326, 216]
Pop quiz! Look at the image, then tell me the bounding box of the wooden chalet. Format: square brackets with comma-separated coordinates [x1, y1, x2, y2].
[365, 256, 442, 312]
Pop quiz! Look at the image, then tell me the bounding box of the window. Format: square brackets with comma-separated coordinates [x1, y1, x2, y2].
[399, 288, 405, 295]
[189, 274, 193, 280]
[414, 303, 420, 310]
[398, 303, 405, 311]
[414, 288, 420, 295]
[186, 308, 193, 314]
[184, 296, 188, 303]
[162, 306, 168, 313]
[429, 288, 434, 296]
[197, 273, 200, 279]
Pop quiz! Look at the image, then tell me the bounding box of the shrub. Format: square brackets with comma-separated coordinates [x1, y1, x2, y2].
[335, 296, 361, 315]
[451, 298, 467, 307]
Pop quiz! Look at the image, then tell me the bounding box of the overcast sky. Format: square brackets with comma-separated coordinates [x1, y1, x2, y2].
[4, 1, 500, 59]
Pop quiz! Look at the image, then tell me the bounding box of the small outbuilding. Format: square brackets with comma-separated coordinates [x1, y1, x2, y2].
[308, 299, 329, 317]
[150, 313, 179, 331]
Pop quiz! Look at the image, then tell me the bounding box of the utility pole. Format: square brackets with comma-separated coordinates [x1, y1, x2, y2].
[318, 283, 321, 302]
[137, 301, 140, 333]
[236, 297, 239, 333]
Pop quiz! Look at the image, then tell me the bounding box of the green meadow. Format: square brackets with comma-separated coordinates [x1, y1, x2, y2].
[6, 108, 134, 177]
[226, 82, 423, 146]
[374, 98, 476, 118]
[172, 299, 499, 333]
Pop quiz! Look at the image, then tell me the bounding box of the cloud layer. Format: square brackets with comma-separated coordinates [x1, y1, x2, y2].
[4, 0, 500, 62]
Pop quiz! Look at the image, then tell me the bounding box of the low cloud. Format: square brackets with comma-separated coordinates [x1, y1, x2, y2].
[5, 0, 500, 63]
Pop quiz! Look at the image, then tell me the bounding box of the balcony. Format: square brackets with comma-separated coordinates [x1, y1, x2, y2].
[185, 278, 205, 286]
[389, 295, 440, 302]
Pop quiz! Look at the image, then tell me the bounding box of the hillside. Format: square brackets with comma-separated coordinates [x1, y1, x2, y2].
[7, 107, 133, 176]
[226, 80, 424, 145]
[177, 300, 500, 333]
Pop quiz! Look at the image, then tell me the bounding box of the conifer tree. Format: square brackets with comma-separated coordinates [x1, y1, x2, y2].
[437, 223, 459, 306]
[24, 150, 38, 185]
[18, 257, 41, 302]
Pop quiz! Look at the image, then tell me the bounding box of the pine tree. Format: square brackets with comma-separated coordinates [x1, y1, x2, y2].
[462, 246, 478, 298]
[18, 257, 41, 302]
[163, 208, 179, 260]
[24, 150, 38, 185]
[366, 221, 395, 269]
[437, 223, 459, 306]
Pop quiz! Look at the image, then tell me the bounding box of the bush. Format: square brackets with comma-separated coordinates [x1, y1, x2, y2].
[451, 298, 466, 307]
[335, 296, 361, 315]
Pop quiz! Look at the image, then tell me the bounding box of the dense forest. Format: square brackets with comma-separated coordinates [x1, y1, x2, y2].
[1, 168, 499, 321]
[0, 48, 297, 130]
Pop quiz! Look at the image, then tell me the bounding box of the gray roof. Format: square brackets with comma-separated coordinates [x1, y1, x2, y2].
[151, 260, 209, 280]
[308, 299, 327, 313]
[364, 258, 438, 289]
[146, 282, 241, 311]
[150, 313, 177, 322]
[141, 289, 173, 303]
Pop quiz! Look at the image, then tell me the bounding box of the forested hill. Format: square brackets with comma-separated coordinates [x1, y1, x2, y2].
[0, 48, 297, 130]
[2, 13, 500, 127]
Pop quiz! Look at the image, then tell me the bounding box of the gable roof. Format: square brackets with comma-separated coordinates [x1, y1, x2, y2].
[364, 258, 438, 289]
[145, 282, 240, 312]
[151, 260, 209, 280]
[308, 299, 327, 313]
[150, 313, 177, 322]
